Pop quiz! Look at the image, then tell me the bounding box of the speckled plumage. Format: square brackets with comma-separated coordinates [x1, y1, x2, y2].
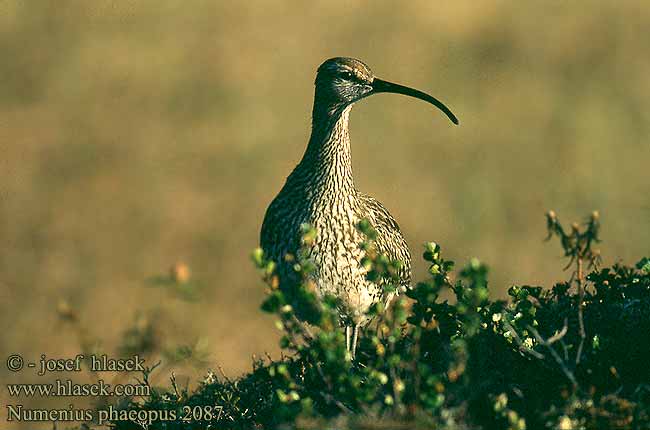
[261, 104, 411, 327]
[260, 58, 457, 353]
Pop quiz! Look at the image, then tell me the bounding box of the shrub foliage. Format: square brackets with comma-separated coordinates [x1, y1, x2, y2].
[112, 212, 650, 430]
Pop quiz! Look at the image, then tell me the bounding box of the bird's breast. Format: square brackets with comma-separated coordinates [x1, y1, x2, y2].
[262, 178, 385, 323]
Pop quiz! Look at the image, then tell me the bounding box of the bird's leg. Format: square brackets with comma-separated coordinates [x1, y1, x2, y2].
[345, 325, 351, 353]
[351, 324, 360, 359]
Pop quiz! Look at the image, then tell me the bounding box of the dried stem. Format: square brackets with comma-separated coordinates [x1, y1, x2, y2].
[545, 210, 601, 368]
[575, 257, 586, 365]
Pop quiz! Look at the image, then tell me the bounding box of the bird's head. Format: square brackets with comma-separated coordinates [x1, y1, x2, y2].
[314, 57, 458, 125]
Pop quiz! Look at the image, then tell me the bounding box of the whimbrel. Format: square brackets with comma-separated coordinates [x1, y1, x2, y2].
[261, 57, 458, 357]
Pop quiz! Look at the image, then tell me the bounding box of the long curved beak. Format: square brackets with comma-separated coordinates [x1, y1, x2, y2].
[371, 78, 459, 125]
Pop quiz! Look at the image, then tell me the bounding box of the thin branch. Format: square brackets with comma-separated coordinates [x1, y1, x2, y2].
[575, 258, 586, 365]
[502, 319, 545, 360]
[527, 325, 577, 387]
[546, 319, 569, 345]
[560, 339, 569, 362]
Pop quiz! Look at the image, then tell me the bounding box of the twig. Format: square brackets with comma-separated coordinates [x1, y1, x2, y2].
[545, 211, 601, 367]
[546, 319, 568, 345]
[528, 325, 577, 387]
[575, 257, 586, 365]
[560, 339, 569, 362]
[502, 319, 545, 360]
[170, 372, 182, 400]
[291, 314, 314, 340]
[217, 365, 234, 385]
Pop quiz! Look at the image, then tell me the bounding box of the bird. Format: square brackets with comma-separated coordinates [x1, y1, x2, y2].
[260, 57, 458, 357]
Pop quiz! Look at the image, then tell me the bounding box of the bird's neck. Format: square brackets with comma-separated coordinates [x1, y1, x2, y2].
[296, 103, 355, 193]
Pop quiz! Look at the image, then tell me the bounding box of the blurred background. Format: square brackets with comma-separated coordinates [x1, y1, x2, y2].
[1, 1, 649, 424]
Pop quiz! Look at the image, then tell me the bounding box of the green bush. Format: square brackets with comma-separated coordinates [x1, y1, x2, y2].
[111, 212, 650, 430]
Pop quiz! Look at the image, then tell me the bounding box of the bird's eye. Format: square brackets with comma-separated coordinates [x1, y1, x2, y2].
[340, 71, 355, 80]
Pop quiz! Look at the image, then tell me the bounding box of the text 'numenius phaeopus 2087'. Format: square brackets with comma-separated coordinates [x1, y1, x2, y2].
[261, 57, 458, 357]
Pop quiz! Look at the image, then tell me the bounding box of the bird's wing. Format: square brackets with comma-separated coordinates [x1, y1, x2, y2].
[357, 193, 411, 288]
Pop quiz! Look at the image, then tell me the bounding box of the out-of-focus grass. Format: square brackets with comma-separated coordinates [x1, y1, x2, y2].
[1, 0, 649, 408]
